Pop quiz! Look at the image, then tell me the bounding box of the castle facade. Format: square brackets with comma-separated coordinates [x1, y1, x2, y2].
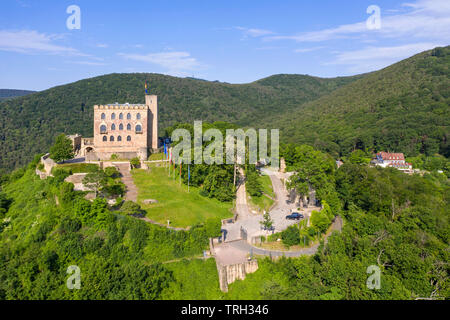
[72, 93, 158, 161]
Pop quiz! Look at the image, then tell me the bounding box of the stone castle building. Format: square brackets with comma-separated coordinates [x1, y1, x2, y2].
[71, 93, 158, 161]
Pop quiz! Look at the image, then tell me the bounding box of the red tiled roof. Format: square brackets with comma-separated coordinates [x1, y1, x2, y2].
[377, 152, 405, 161]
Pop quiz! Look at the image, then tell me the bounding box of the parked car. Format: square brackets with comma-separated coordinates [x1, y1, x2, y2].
[285, 212, 304, 220]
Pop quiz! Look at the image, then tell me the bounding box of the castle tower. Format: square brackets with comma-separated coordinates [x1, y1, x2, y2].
[145, 94, 158, 150]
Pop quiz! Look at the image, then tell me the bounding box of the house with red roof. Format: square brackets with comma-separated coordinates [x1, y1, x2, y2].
[372, 152, 413, 174]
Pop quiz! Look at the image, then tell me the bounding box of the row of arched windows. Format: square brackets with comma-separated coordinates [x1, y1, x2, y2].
[101, 112, 141, 120]
[102, 135, 132, 142]
[100, 124, 142, 132]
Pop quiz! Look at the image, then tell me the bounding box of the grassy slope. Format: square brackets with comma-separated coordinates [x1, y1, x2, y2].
[132, 166, 233, 227]
[247, 174, 275, 213]
[0, 73, 360, 172]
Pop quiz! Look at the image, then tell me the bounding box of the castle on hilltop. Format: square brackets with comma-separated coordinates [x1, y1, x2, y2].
[70, 91, 158, 161]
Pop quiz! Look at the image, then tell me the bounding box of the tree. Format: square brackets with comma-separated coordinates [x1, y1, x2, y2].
[120, 201, 145, 217]
[310, 210, 331, 233]
[130, 157, 140, 169]
[49, 134, 74, 163]
[82, 168, 107, 197]
[260, 211, 274, 231]
[281, 225, 300, 247]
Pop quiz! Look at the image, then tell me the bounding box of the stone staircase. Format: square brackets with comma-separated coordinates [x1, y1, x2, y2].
[114, 163, 138, 202]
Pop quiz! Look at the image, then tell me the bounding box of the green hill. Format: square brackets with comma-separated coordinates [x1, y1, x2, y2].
[269, 46, 450, 158]
[0, 73, 360, 172]
[0, 89, 35, 101]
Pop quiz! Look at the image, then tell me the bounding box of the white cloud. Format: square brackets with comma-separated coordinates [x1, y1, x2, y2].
[294, 46, 325, 53]
[118, 51, 202, 73]
[326, 42, 445, 73]
[96, 43, 108, 48]
[0, 30, 88, 56]
[234, 27, 275, 38]
[264, 0, 450, 43]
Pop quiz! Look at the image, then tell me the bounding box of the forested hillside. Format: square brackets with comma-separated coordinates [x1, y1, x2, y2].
[0, 73, 359, 172]
[268, 46, 450, 158]
[0, 89, 35, 101]
[0, 145, 448, 299]
[1, 46, 449, 173]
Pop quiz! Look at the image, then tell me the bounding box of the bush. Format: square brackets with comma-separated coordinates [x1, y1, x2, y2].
[120, 201, 145, 217]
[104, 166, 120, 178]
[58, 216, 82, 234]
[310, 210, 332, 233]
[102, 183, 125, 197]
[204, 218, 222, 237]
[281, 225, 300, 247]
[130, 157, 140, 169]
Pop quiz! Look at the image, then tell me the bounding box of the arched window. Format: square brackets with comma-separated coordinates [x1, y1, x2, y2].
[117, 136, 122, 142]
[102, 136, 107, 142]
[136, 113, 141, 120]
[111, 113, 116, 120]
[100, 124, 107, 133]
[101, 113, 106, 120]
[110, 136, 114, 142]
[111, 123, 116, 131]
[135, 124, 142, 133]
[127, 123, 131, 130]
[119, 123, 123, 130]
[119, 113, 123, 120]
[127, 113, 131, 120]
[127, 135, 131, 141]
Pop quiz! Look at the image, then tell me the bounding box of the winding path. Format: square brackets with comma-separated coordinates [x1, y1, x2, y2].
[215, 168, 343, 260]
[227, 216, 343, 257]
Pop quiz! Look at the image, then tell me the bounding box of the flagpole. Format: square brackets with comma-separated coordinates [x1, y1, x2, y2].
[188, 164, 190, 193]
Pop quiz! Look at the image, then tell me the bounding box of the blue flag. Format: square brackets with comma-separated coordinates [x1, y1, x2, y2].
[188, 164, 190, 181]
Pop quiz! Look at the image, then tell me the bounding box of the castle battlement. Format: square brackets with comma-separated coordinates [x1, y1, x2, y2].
[94, 104, 149, 110]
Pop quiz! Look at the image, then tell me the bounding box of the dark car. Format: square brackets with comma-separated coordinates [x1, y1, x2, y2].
[285, 212, 304, 220]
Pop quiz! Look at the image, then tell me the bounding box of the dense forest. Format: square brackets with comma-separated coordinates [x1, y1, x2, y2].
[0, 142, 448, 299]
[0, 89, 35, 101]
[0, 156, 221, 299]
[1, 47, 448, 174]
[0, 72, 359, 172]
[229, 163, 449, 300]
[267, 46, 450, 159]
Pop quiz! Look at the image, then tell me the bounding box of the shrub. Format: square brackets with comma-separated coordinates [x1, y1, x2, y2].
[120, 201, 145, 217]
[281, 225, 300, 247]
[104, 166, 120, 178]
[204, 218, 222, 237]
[310, 210, 331, 233]
[130, 157, 140, 169]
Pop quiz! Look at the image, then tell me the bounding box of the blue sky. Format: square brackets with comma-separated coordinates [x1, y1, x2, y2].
[0, 0, 449, 90]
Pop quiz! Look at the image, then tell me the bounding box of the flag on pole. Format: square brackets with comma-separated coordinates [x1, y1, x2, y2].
[188, 164, 190, 192]
[145, 81, 148, 94]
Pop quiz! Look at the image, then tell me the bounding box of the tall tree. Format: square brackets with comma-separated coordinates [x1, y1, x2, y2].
[49, 134, 74, 163]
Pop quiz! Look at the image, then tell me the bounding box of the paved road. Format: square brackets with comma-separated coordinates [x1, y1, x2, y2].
[222, 167, 318, 242]
[227, 216, 343, 257]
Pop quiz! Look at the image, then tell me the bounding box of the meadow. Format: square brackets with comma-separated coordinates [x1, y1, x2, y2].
[132, 164, 234, 228]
